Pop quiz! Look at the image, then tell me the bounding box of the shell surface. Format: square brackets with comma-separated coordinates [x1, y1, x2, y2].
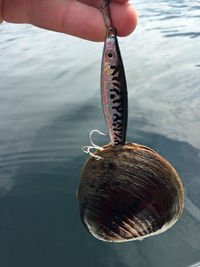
[77, 143, 184, 242]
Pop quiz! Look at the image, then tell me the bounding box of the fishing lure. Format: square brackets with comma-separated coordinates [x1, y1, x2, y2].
[82, 0, 128, 159]
[101, 0, 128, 146]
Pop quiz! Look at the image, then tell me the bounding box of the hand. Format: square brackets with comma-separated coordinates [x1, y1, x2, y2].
[0, 0, 137, 41]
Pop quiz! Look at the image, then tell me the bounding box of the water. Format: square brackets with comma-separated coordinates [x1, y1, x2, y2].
[0, 0, 200, 266]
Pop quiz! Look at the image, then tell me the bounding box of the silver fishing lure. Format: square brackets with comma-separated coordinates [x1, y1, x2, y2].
[82, 0, 128, 159]
[101, 0, 128, 146]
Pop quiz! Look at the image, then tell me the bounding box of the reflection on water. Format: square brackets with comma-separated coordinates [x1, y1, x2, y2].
[0, 0, 200, 266]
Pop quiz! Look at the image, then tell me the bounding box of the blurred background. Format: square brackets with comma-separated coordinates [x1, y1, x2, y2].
[0, 0, 200, 266]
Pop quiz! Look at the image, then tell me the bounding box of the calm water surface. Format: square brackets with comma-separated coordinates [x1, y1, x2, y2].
[0, 0, 200, 266]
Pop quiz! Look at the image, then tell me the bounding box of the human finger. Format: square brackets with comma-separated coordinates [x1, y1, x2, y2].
[3, 0, 137, 41]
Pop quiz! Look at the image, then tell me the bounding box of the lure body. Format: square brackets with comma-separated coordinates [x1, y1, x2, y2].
[101, 34, 127, 146]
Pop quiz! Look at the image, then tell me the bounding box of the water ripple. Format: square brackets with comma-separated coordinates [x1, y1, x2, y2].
[164, 32, 200, 38]
[135, 0, 200, 40]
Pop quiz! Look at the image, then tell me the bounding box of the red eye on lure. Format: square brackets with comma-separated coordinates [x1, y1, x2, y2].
[77, 0, 184, 242]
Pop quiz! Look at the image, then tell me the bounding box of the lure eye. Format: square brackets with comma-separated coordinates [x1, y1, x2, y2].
[107, 51, 113, 59]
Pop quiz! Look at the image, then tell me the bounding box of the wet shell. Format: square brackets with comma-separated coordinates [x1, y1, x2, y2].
[77, 143, 184, 242]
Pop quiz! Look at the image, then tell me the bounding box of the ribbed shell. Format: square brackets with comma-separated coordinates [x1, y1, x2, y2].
[77, 143, 184, 242]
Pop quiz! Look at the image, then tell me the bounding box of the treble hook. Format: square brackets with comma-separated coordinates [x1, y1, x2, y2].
[82, 130, 106, 160]
[101, 0, 116, 37]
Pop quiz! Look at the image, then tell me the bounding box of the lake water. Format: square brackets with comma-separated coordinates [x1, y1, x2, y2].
[0, 0, 200, 266]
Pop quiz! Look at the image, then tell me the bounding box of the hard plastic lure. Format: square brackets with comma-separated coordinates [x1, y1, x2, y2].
[101, 1, 128, 146]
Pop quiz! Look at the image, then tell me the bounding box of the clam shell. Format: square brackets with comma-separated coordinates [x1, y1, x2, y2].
[77, 143, 184, 242]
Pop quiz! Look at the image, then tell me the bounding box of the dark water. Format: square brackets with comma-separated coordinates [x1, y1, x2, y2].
[0, 0, 200, 266]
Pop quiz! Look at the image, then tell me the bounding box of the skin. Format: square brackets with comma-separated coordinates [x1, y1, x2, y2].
[0, 0, 137, 41]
